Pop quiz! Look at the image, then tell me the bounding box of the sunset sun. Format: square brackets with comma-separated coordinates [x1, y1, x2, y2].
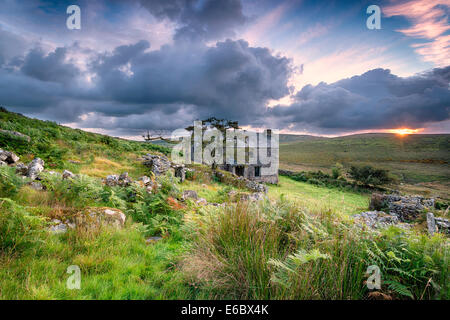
[388, 128, 424, 136]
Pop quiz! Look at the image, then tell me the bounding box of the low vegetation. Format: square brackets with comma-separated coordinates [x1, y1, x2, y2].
[0, 108, 448, 300]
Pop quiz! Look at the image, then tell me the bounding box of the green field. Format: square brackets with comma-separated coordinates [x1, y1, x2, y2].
[279, 133, 450, 198]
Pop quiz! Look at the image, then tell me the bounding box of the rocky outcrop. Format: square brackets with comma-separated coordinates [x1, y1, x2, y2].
[15, 162, 28, 175]
[369, 193, 435, 221]
[62, 170, 76, 180]
[0, 149, 19, 164]
[118, 172, 132, 186]
[48, 208, 126, 234]
[0, 129, 31, 142]
[182, 190, 198, 201]
[105, 174, 119, 186]
[75, 207, 126, 229]
[142, 154, 171, 176]
[353, 211, 406, 229]
[26, 158, 44, 180]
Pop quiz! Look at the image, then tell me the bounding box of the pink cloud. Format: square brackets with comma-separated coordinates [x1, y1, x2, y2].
[383, 0, 450, 66]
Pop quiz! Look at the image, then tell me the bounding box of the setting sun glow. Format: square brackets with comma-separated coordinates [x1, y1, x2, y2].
[387, 128, 424, 136]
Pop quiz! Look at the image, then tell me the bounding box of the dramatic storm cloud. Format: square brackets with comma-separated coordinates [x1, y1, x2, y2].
[0, 0, 449, 137]
[138, 0, 247, 41]
[268, 67, 450, 134]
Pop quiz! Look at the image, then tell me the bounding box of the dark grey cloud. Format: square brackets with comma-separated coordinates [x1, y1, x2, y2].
[268, 67, 450, 133]
[0, 35, 292, 131]
[21, 47, 80, 84]
[89, 39, 292, 123]
[0, 27, 28, 67]
[138, 0, 247, 41]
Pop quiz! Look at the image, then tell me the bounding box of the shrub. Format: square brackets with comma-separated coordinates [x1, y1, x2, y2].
[349, 165, 395, 186]
[0, 198, 44, 253]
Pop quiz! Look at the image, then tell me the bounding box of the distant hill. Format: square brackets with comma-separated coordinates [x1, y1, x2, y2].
[280, 132, 450, 185]
[279, 134, 324, 143]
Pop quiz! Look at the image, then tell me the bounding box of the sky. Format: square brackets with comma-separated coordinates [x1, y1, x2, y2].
[0, 0, 448, 139]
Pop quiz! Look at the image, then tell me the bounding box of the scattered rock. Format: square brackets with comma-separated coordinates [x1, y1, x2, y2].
[105, 174, 119, 187]
[15, 162, 28, 175]
[0, 149, 20, 164]
[68, 160, 82, 164]
[62, 170, 75, 180]
[427, 212, 437, 236]
[182, 190, 198, 201]
[146, 236, 163, 244]
[29, 181, 43, 191]
[174, 165, 186, 182]
[196, 197, 208, 205]
[353, 211, 408, 229]
[142, 154, 171, 176]
[369, 193, 435, 221]
[239, 192, 267, 202]
[139, 175, 151, 185]
[27, 158, 44, 180]
[77, 207, 127, 229]
[49, 219, 68, 234]
[0, 160, 7, 166]
[0, 129, 31, 142]
[118, 172, 132, 186]
[435, 217, 450, 235]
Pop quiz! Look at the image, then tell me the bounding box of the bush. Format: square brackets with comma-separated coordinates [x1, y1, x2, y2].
[0, 198, 44, 253]
[348, 165, 395, 186]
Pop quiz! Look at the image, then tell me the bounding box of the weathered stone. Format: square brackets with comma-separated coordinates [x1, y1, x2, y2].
[426, 212, 437, 236]
[118, 172, 132, 186]
[0, 149, 20, 164]
[62, 170, 75, 180]
[0, 160, 7, 166]
[29, 181, 43, 191]
[353, 211, 405, 229]
[245, 180, 268, 193]
[142, 154, 171, 176]
[15, 162, 28, 175]
[174, 166, 186, 182]
[182, 190, 198, 201]
[435, 217, 450, 235]
[49, 220, 68, 234]
[139, 175, 151, 185]
[27, 158, 44, 180]
[76, 207, 126, 228]
[0, 129, 31, 142]
[146, 236, 163, 244]
[369, 193, 435, 222]
[196, 197, 208, 205]
[105, 174, 119, 186]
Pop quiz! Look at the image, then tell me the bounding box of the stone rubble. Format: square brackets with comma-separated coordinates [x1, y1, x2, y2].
[0, 149, 20, 164]
[62, 170, 76, 180]
[369, 193, 435, 221]
[142, 154, 171, 176]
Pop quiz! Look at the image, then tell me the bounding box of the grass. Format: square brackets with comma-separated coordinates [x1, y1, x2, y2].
[0, 108, 448, 300]
[183, 199, 449, 300]
[269, 176, 369, 215]
[280, 133, 450, 198]
[0, 225, 190, 299]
